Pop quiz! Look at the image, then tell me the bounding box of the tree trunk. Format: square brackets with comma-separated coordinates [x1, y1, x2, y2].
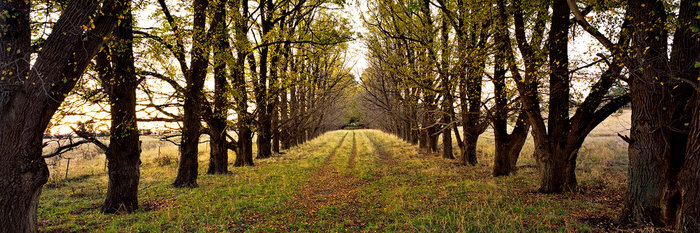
[289, 84, 299, 147]
[280, 88, 290, 150]
[491, 13, 530, 176]
[207, 122, 229, 174]
[428, 125, 440, 154]
[255, 0, 273, 159]
[533, 0, 575, 193]
[493, 139, 515, 176]
[0, 1, 47, 229]
[174, 0, 210, 188]
[442, 124, 454, 159]
[231, 0, 253, 167]
[460, 136, 478, 166]
[235, 124, 255, 166]
[419, 128, 429, 152]
[493, 113, 530, 177]
[679, 95, 700, 232]
[667, 0, 700, 227]
[272, 95, 280, 154]
[535, 143, 578, 193]
[207, 0, 230, 175]
[101, 1, 141, 213]
[0, 0, 121, 230]
[621, 0, 670, 225]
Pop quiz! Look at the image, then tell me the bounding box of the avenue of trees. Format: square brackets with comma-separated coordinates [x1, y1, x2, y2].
[1, 0, 353, 231]
[359, 0, 699, 231]
[0, 0, 698, 232]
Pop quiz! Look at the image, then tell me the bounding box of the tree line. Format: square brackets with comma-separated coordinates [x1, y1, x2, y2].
[0, 0, 354, 232]
[359, 0, 699, 231]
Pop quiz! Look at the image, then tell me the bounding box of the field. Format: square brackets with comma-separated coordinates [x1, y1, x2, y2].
[38, 111, 632, 232]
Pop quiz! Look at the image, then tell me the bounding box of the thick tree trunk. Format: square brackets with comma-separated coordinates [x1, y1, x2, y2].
[0, 0, 47, 229]
[297, 86, 307, 146]
[419, 128, 428, 152]
[679, 95, 700, 232]
[101, 152, 140, 213]
[0, 0, 120, 231]
[173, 112, 200, 188]
[460, 135, 478, 166]
[493, 115, 529, 177]
[533, 0, 576, 193]
[255, 0, 273, 159]
[666, 0, 700, 227]
[101, 1, 141, 213]
[428, 125, 440, 154]
[493, 140, 515, 176]
[491, 15, 530, 176]
[235, 124, 255, 166]
[280, 89, 290, 150]
[207, 126, 229, 174]
[174, 0, 210, 188]
[207, 0, 230, 175]
[621, 0, 670, 226]
[289, 85, 299, 147]
[536, 144, 578, 193]
[272, 95, 280, 154]
[442, 124, 454, 159]
[256, 95, 272, 159]
[439, 14, 453, 159]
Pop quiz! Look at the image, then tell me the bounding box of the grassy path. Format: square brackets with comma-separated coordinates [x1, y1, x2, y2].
[347, 133, 357, 169]
[38, 130, 625, 232]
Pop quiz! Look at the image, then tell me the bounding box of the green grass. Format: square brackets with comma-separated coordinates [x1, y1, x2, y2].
[38, 129, 626, 232]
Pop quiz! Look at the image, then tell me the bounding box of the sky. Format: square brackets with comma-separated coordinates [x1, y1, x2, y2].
[344, 0, 370, 78]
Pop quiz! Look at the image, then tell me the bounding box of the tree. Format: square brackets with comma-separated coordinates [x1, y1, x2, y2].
[505, 0, 629, 193]
[568, 0, 699, 227]
[153, 0, 213, 187]
[206, 0, 232, 175]
[491, 0, 530, 176]
[95, 0, 141, 213]
[0, 0, 124, 231]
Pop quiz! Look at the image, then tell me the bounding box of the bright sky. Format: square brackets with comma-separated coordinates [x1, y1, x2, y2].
[344, 0, 370, 78]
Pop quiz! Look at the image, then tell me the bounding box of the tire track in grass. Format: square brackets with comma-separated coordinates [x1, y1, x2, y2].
[324, 132, 348, 165]
[366, 132, 393, 164]
[234, 131, 387, 232]
[227, 133, 347, 232]
[348, 132, 357, 169]
[277, 132, 373, 231]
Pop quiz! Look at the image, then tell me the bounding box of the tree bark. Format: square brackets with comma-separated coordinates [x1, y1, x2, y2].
[493, 110, 530, 176]
[207, 0, 230, 175]
[491, 5, 531, 176]
[534, 0, 573, 193]
[174, 0, 210, 188]
[536, 143, 578, 193]
[99, 1, 141, 213]
[0, 0, 121, 231]
[255, 0, 273, 159]
[679, 95, 700, 232]
[230, 0, 255, 167]
[665, 0, 700, 227]
[280, 89, 290, 149]
[621, 0, 670, 225]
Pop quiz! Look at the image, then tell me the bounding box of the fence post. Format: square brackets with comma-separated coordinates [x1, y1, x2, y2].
[65, 158, 71, 180]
